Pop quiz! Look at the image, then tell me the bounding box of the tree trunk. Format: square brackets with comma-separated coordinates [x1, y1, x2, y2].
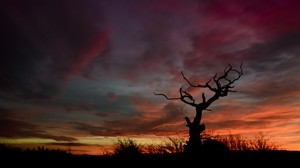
[184, 106, 206, 154]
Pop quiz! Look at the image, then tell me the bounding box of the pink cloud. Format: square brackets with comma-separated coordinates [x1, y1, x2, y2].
[198, 0, 300, 38]
[70, 29, 111, 76]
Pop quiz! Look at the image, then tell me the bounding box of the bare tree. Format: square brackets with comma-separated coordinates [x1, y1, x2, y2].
[154, 63, 243, 153]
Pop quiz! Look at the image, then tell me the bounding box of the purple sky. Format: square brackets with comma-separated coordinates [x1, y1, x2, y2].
[1, 0, 300, 154]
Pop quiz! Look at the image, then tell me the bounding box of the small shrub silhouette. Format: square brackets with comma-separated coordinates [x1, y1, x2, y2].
[109, 133, 280, 158]
[214, 133, 281, 151]
[144, 137, 186, 154]
[202, 138, 229, 152]
[112, 138, 142, 157]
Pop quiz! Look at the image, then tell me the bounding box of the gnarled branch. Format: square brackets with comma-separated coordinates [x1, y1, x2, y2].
[153, 87, 197, 106]
[182, 62, 243, 99]
[153, 92, 181, 100]
[154, 63, 243, 115]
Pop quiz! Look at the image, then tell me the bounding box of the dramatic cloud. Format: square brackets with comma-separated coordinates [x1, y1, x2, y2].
[0, 0, 109, 100]
[72, 101, 187, 137]
[1, 0, 300, 154]
[0, 118, 76, 141]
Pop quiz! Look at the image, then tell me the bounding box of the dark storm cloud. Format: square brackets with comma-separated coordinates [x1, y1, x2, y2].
[64, 103, 94, 113]
[72, 121, 121, 136]
[183, 0, 300, 72]
[92, 0, 199, 83]
[76, 102, 187, 136]
[59, 86, 139, 119]
[0, 118, 77, 141]
[243, 32, 300, 72]
[0, 0, 109, 100]
[0, 107, 14, 118]
[236, 32, 300, 101]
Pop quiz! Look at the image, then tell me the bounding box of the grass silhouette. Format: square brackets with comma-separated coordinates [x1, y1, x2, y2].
[1, 133, 299, 166]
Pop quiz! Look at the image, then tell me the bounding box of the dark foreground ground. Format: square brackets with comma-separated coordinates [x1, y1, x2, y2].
[1, 150, 300, 167]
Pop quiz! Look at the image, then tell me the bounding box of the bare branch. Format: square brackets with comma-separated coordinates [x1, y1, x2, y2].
[153, 87, 197, 107]
[179, 87, 196, 106]
[153, 92, 181, 100]
[181, 71, 200, 87]
[181, 71, 216, 92]
[154, 63, 242, 125]
[185, 116, 192, 127]
[201, 93, 206, 103]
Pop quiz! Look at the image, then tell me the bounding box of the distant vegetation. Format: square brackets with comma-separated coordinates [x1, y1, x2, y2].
[214, 133, 281, 151]
[0, 132, 282, 160]
[98, 132, 282, 156]
[2, 132, 298, 166]
[0, 143, 70, 160]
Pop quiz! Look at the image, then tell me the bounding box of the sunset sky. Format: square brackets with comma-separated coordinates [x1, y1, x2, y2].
[1, 0, 300, 155]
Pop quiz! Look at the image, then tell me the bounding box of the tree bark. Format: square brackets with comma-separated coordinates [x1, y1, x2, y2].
[184, 107, 206, 154]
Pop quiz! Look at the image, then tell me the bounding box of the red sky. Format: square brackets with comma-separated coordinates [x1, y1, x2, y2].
[1, 0, 300, 155]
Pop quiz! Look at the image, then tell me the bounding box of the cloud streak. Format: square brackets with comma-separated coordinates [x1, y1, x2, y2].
[0, 118, 76, 141]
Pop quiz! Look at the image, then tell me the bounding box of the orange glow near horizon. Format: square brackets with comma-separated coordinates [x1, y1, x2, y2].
[2, 126, 300, 156]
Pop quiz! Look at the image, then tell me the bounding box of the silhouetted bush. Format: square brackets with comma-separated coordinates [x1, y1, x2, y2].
[209, 131, 281, 151]
[109, 132, 281, 157]
[112, 138, 142, 157]
[202, 138, 229, 152]
[0, 143, 71, 161]
[144, 137, 186, 154]
[0, 143, 23, 158]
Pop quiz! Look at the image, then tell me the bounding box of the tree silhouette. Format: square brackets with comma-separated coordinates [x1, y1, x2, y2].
[154, 63, 243, 154]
